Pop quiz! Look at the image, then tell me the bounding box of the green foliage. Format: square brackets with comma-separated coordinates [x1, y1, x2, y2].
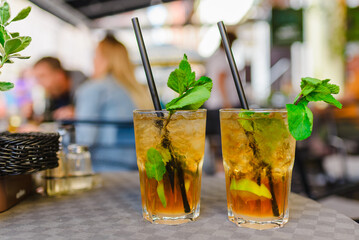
[0, 81, 13, 91]
[166, 54, 213, 111]
[238, 111, 290, 164]
[286, 77, 342, 141]
[0, 1, 32, 91]
[145, 147, 168, 207]
[145, 148, 166, 182]
[156, 181, 167, 207]
[145, 54, 214, 208]
[286, 103, 312, 141]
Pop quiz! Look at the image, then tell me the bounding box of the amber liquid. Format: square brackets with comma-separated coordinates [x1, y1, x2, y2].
[220, 110, 295, 228]
[134, 110, 206, 224]
[139, 169, 201, 216]
[225, 171, 291, 218]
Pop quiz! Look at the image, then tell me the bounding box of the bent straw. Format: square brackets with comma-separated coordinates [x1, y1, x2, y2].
[132, 17, 162, 110]
[217, 21, 249, 110]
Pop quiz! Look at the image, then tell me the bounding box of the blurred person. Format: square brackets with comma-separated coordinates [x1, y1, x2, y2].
[33, 57, 87, 121]
[75, 34, 152, 171]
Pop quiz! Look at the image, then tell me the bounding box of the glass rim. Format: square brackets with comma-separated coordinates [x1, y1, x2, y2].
[133, 109, 207, 114]
[219, 108, 287, 113]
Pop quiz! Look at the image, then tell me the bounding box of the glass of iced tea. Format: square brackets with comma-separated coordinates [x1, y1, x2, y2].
[133, 109, 206, 225]
[220, 109, 296, 229]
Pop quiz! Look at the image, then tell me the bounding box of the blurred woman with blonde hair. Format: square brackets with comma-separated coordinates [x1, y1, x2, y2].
[75, 34, 151, 171]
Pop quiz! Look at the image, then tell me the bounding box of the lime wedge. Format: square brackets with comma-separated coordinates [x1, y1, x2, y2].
[185, 179, 190, 193]
[230, 179, 272, 200]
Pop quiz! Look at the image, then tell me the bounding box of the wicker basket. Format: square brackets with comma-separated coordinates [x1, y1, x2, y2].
[0, 132, 60, 176]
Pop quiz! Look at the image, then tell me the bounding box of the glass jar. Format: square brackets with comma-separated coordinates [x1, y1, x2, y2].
[66, 144, 94, 192]
[44, 140, 69, 196]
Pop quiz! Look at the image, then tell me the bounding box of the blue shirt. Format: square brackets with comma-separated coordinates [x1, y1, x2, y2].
[75, 75, 137, 171]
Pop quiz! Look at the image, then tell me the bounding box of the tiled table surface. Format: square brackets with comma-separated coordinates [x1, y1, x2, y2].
[0, 172, 358, 240]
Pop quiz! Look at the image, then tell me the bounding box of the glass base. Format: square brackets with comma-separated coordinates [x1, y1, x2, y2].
[142, 203, 200, 225]
[228, 209, 289, 230]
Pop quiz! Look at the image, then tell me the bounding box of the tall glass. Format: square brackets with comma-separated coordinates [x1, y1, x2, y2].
[220, 109, 296, 229]
[133, 109, 206, 225]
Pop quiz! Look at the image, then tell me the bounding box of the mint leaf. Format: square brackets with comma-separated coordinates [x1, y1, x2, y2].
[193, 76, 213, 91]
[0, 81, 13, 91]
[166, 54, 212, 111]
[301, 77, 321, 87]
[326, 83, 339, 94]
[157, 181, 167, 208]
[239, 119, 254, 132]
[167, 54, 196, 94]
[179, 54, 195, 88]
[286, 103, 313, 141]
[287, 77, 341, 141]
[301, 84, 316, 96]
[166, 85, 210, 110]
[306, 92, 342, 109]
[167, 69, 186, 94]
[145, 148, 166, 182]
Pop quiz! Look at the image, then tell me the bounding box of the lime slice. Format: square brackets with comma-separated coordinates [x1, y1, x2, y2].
[230, 179, 272, 200]
[185, 179, 190, 193]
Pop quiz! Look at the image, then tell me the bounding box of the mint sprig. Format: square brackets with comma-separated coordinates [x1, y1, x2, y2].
[166, 54, 213, 110]
[0, 1, 32, 91]
[145, 148, 167, 207]
[144, 54, 213, 210]
[286, 77, 342, 141]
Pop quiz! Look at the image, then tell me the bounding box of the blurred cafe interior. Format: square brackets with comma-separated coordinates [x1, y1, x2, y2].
[2, 0, 359, 222]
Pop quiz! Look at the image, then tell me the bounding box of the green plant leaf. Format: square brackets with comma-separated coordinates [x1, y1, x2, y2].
[10, 7, 31, 23]
[145, 148, 166, 182]
[167, 69, 186, 94]
[9, 54, 30, 59]
[306, 92, 342, 109]
[4, 38, 22, 55]
[12, 36, 31, 53]
[165, 54, 213, 111]
[289, 78, 342, 140]
[286, 103, 313, 141]
[301, 77, 321, 87]
[193, 76, 213, 91]
[166, 85, 210, 110]
[156, 181, 167, 208]
[325, 83, 340, 94]
[0, 81, 14, 91]
[0, 43, 5, 56]
[167, 54, 198, 95]
[0, 25, 10, 46]
[301, 84, 316, 96]
[179, 54, 195, 88]
[9, 32, 19, 38]
[0, 2, 10, 25]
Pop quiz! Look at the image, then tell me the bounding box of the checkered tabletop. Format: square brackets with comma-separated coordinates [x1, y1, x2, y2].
[0, 172, 358, 240]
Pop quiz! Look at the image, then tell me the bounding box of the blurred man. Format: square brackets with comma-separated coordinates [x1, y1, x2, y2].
[33, 57, 86, 120]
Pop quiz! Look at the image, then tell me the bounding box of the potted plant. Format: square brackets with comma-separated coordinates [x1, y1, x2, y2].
[0, 1, 59, 212]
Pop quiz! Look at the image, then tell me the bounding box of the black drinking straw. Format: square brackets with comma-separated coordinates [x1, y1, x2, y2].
[132, 17, 162, 110]
[217, 21, 249, 110]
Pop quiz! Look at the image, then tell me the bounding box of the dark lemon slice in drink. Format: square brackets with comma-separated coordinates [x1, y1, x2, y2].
[230, 179, 272, 200]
